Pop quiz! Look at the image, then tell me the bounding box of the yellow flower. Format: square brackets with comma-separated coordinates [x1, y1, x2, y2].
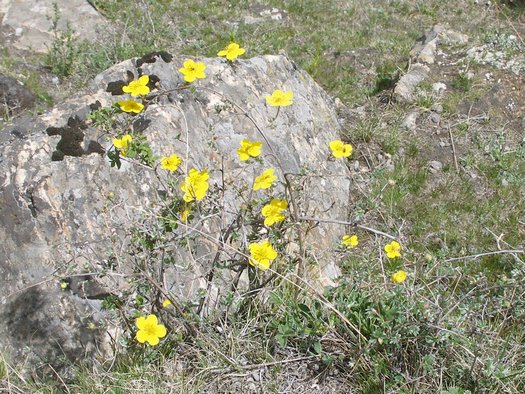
[217, 42, 246, 61]
[135, 314, 167, 346]
[384, 241, 401, 259]
[181, 168, 209, 202]
[342, 235, 358, 249]
[253, 168, 277, 191]
[179, 59, 206, 83]
[237, 139, 262, 161]
[113, 134, 133, 157]
[118, 100, 144, 114]
[160, 154, 182, 172]
[266, 89, 293, 107]
[392, 270, 407, 284]
[122, 75, 150, 97]
[261, 199, 287, 227]
[180, 208, 190, 222]
[60, 281, 68, 290]
[162, 299, 172, 308]
[248, 240, 277, 270]
[329, 140, 353, 159]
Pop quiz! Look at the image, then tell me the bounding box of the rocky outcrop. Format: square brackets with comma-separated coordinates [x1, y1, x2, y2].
[394, 24, 469, 103]
[0, 53, 351, 371]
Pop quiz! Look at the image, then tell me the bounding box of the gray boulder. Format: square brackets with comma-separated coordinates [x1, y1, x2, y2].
[1, 0, 108, 53]
[0, 53, 351, 371]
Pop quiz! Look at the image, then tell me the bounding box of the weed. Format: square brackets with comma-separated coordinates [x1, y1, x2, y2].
[45, 3, 79, 77]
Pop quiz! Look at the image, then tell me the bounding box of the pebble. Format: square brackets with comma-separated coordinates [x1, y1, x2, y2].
[432, 82, 447, 97]
[431, 103, 443, 113]
[430, 113, 441, 123]
[429, 160, 443, 173]
[402, 111, 418, 131]
[15, 27, 24, 37]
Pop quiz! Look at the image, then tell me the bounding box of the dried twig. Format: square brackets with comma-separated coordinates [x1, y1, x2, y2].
[443, 249, 524, 263]
[298, 216, 397, 240]
[447, 123, 459, 173]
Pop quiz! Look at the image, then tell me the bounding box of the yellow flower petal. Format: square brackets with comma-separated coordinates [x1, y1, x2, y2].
[253, 168, 277, 191]
[261, 199, 287, 227]
[329, 140, 353, 158]
[392, 270, 407, 284]
[342, 235, 358, 248]
[217, 42, 246, 61]
[160, 154, 182, 172]
[179, 59, 206, 83]
[384, 241, 401, 259]
[248, 240, 277, 270]
[122, 75, 150, 97]
[237, 139, 262, 161]
[135, 314, 167, 346]
[266, 89, 293, 107]
[181, 168, 209, 202]
[118, 100, 144, 114]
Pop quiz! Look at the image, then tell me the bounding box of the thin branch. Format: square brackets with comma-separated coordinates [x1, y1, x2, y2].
[447, 123, 459, 173]
[298, 216, 397, 240]
[444, 249, 524, 263]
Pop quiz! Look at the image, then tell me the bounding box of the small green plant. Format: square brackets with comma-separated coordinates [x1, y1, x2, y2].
[45, 2, 78, 77]
[452, 72, 473, 92]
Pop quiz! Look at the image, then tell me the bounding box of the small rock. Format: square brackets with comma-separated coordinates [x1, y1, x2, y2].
[401, 111, 418, 131]
[429, 160, 443, 173]
[501, 178, 509, 187]
[418, 37, 438, 64]
[353, 161, 360, 171]
[0, 74, 37, 116]
[431, 103, 443, 113]
[15, 27, 23, 37]
[243, 15, 261, 24]
[432, 82, 447, 97]
[430, 113, 441, 123]
[394, 64, 430, 103]
[438, 28, 469, 46]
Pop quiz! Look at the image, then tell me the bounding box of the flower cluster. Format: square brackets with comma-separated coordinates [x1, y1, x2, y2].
[103, 42, 419, 350]
[117, 75, 151, 114]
